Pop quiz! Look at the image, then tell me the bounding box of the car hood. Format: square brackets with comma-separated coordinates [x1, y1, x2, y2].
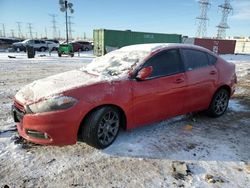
[12, 42, 23, 46]
[15, 70, 103, 105]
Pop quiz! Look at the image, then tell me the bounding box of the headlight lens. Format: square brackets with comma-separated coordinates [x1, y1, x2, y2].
[27, 96, 77, 113]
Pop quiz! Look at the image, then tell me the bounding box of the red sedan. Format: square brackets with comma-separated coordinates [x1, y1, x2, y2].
[12, 44, 236, 149]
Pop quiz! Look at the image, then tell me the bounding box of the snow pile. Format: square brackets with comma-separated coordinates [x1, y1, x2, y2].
[15, 70, 101, 104]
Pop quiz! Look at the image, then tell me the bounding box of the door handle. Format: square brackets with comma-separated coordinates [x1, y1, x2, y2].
[175, 78, 184, 84]
[210, 71, 216, 75]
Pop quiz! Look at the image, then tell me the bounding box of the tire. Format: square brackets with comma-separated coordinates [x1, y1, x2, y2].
[207, 89, 229, 117]
[84, 47, 89, 51]
[70, 53, 74, 57]
[40, 47, 46, 52]
[81, 106, 121, 149]
[58, 53, 62, 57]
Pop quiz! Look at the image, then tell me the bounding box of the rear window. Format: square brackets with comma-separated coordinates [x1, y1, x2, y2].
[182, 49, 210, 71]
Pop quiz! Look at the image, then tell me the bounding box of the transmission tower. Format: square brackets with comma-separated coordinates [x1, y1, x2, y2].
[27, 23, 33, 38]
[216, 0, 233, 39]
[49, 14, 58, 39]
[196, 0, 210, 38]
[16, 22, 23, 39]
[68, 16, 74, 40]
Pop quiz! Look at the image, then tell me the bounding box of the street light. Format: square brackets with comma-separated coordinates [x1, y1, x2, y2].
[59, 0, 74, 44]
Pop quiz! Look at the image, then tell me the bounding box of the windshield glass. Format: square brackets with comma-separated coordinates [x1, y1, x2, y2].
[82, 50, 149, 77]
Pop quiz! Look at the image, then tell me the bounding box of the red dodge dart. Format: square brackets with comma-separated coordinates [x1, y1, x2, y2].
[12, 43, 237, 149]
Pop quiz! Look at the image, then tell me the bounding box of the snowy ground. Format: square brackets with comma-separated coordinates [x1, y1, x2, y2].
[0, 51, 249, 187]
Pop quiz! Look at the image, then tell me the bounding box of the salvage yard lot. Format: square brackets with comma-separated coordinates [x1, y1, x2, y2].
[0, 52, 249, 187]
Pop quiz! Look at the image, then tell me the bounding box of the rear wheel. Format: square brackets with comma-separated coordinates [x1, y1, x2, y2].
[58, 53, 62, 57]
[81, 106, 120, 149]
[207, 89, 229, 117]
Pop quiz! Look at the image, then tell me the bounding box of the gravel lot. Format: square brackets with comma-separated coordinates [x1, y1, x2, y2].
[0, 52, 249, 188]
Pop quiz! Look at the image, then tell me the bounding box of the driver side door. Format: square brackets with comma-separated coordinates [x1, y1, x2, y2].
[131, 49, 187, 127]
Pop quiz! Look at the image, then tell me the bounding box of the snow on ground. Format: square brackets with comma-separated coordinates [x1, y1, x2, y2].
[0, 52, 249, 187]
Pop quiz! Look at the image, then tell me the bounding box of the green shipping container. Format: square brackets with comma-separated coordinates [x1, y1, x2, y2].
[93, 29, 182, 56]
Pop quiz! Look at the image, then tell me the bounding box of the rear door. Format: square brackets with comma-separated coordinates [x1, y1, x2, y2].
[180, 49, 218, 113]
[132, 49, 188, 127]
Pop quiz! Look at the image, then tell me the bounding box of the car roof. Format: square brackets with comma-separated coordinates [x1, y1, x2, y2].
[119, 43, 212, 54]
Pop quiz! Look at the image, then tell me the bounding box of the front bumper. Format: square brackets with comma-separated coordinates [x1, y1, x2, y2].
[12, 102, 88, 146]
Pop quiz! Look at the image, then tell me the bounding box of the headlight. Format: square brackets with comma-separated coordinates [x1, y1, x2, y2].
[27, 96, 77, 113]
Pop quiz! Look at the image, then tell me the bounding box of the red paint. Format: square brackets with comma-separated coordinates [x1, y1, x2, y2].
[14, 45, 236, 146]
[194, 38, 236, 54]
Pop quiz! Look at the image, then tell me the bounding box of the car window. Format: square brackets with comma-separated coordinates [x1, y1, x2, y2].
[207, 53, 217, 65]
[142, 49, 183, 78]
[182, 49, 210, 71]
[40, 41, 46, 44]
[34, 40, 40, 44]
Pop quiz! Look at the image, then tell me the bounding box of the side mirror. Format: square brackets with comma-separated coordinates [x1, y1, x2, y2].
[136, 66, 153, 81]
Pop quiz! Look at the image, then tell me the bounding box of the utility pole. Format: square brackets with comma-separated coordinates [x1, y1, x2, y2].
[16, 22, 22, 38]
[196, 0, 210, 38]
[45, 27, 48, 38]
[216, 0, 233, 39]
[58, 29, 61, 39]
[10, 29, 15, 38]
[27, 23, 33, 38]
[68, 16, 74, 40]
[59, 0, 74, 44]
[49, 14, 58, 39]
[1, 23, 6, 37]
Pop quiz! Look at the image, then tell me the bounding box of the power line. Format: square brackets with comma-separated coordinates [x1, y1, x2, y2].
[196, 0, 210, 38]
[216, 0, 233, 39]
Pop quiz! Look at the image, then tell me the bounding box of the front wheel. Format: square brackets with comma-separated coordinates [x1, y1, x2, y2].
[40, 47, 46, 52]
[207, 89, 229, 117]
[81, 106, 120, 149]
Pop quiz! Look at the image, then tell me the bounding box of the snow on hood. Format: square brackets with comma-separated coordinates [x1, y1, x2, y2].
[82, 43, 175, 77]
[15, 70, 101, 104]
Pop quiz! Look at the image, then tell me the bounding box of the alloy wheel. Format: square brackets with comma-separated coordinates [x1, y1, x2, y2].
[97, 110, 120, 146]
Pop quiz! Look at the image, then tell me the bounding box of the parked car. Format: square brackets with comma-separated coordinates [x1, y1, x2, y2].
[12, 39, 48, 52]
[12, 43, 236, 149]
[74, 41, 93, 51]
[46, 41, 59, 51]
[0, 37, 22, 49]
[69, 42, 83, 52]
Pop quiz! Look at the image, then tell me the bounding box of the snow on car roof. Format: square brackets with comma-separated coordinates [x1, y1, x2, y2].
[118, 43, 206, 53]
[84, 43, 206, 77]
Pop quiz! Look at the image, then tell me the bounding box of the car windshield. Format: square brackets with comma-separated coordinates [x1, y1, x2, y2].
[82, 49, 149, 77]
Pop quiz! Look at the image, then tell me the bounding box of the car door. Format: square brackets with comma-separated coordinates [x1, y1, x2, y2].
[131, 49, 188, 127]
[180, 48, 218, 113]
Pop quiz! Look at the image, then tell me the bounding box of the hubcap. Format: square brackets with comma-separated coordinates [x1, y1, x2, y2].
[97, 111, 119, 146]
[214, 91, 228, 114]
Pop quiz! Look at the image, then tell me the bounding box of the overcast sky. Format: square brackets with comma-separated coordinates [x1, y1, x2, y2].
[0, 0, 249, 39]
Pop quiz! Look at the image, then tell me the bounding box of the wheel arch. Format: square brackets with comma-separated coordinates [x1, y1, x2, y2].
[215, 85, 231, 96]
[77, 104, 127, 139]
